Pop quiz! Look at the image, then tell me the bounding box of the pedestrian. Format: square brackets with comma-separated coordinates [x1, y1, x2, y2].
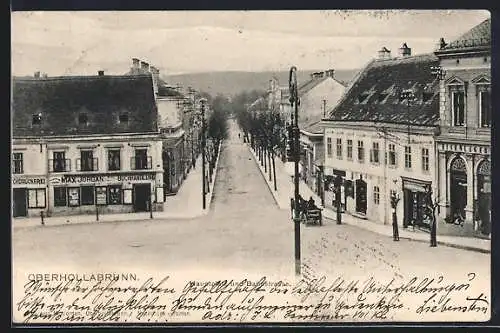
[238, 133, 241, 140]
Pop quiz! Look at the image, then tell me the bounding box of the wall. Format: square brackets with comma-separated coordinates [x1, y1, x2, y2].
[299, 78, 346, 125]
[157, 98, 183, 128]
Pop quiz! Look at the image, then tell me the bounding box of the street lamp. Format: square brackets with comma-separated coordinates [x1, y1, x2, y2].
[289, 66, 301, 276]
[391, 179, 401, 241]
[200, 98, 207, 210]
[400, 89, 416, 143]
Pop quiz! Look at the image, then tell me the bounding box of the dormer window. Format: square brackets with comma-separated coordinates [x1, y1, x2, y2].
[422, 92, 434, 103]
[377, 93, 388, 103]
[357, 93, 370, 104]
[119, 113, 129, 124]
[32, 113, 42, 125]
[78, 113, 88, 126]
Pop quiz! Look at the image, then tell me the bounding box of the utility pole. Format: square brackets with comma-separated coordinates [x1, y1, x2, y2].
[289, 66, 301, 276]
[322, 99, 327, 118]
[200, 98, 207, 210]
[400, 89, 416, 144]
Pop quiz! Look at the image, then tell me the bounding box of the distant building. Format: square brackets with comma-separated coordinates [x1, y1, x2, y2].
[12, 72, 164, 217]
[434, 18, 491, 237]
[322, 47, 440, 229]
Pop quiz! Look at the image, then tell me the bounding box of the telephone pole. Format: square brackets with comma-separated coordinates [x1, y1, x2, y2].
[289, 66, 301, 276]
[200, 98, 207, 210]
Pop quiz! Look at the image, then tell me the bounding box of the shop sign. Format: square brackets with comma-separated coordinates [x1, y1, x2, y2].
[96, 187, 107, 205]
[53, 173, 156, 185]
[12, 176, 46, 185]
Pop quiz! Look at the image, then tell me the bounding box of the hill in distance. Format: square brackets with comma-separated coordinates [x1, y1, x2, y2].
[163, 69, 359, 97]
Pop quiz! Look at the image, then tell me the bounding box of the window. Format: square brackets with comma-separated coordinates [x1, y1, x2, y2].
[119, 113, 129, 124]
[108, 186, 122, 205]
[336, 138, 342, 159]
[478, 87, 491, 128]
[108, 150, 121, 171]
[80, 150, 95, 171]
[327, 138, 332, 157]
[52, 151, 67, 172]
[404, 146, 412, 169]
[78, 113, 88, 126]
[422, 148, 429, 172]
[357, 140, 364, 163]
[451, 91, 465, 126]
[54, 187, 67, 207]
[12, 153, 23, 174]
[134, 149, 149, 170]
[32, 113, 42, 125]
[373, 186, 380, 205]
[81, 186, 95, 205]
[423, 92, 434, 103]
[347, 140, 353, 160]
[28, 189, 46, 208]
[388, 144, 396, 166]
[370, 142, 380, 164]
[377, 93, 388, 103]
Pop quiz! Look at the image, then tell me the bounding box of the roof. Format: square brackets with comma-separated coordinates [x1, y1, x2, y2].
[298, 75, 346, 96]
[326, 53, 440, 126]
[12, 74, 158, 137]
[158, 86, 184, 98]
[440, 18, 490, 52]
[302, 117, 324, 135]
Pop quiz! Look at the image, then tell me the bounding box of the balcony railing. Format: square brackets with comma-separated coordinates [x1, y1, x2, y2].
[49, 159, 71, 172]
[131, 156, 153, 170]
[76, 158, 99, 172]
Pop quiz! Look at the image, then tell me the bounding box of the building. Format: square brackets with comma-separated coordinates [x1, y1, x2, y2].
[434, 18, 491, 238]
[297, 69, 346, 195]
[322, 45, 440, 230]
[127, 58, 193, 196]
[12, 72, 164, 217]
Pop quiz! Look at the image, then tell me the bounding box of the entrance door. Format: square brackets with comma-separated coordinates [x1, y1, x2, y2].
[13, 188, 27, 217]
[477, 160, 491, 235]
[355, 179, 367, 215]
[133, 184, 151, 212]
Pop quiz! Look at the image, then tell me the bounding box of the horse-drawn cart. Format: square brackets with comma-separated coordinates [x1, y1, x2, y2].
[291, 197, 323, 226]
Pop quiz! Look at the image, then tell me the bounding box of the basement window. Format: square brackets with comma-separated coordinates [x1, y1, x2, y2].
[119, 113, 129, 124]
[32, 113, 42, 125]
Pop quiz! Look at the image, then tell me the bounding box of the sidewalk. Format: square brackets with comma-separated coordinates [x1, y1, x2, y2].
[248, 144, 491, 254]
[12, 146, 223, 230]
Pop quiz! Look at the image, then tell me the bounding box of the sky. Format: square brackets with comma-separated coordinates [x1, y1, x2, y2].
[11, 10, 490, 77]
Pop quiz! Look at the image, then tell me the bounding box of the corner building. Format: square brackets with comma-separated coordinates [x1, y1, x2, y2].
[12, 73, 164, 217]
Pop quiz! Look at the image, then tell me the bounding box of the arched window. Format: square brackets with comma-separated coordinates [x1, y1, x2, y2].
[450, 156, 467, 172]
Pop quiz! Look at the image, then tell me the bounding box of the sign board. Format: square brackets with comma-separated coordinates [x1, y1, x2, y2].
[12, 176, 46, 186]
[68, 188, 80, 206]
[123, 189, 132, 204]
[49, 173, 156, 185]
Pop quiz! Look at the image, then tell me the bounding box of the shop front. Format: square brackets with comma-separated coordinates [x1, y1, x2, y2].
[48, 172, 163, 216]
[12, 175, 47, 218]
[401, 177, 432, 229]
[324, 168, 346, 211]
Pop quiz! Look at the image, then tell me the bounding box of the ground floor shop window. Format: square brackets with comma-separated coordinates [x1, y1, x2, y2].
[68, 187, 80, 207]
[54, 187, 67, 206]
[81, 186, 95, 205]
[28, 189, 46, 208]
[108, 185, 123, 205]
[95, 186, 107, 205]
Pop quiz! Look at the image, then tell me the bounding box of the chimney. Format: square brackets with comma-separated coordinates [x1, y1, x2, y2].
[140, 61, 149, 72]
[132, 58, 140, 69]
[399, 43, 411, 57]
[98, 70, 105, 76]
[377, 47, 391, 60]
[42, 73, 48, 78]
[34, 71, 40, 78]
[326, 69, 335, 78]
[150, 66, 159, 96]
[438, 37, 447, 49]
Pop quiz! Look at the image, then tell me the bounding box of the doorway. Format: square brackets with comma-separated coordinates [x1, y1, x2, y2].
[133, 184, 151, 212]
[13, 188, 27, 217]
[477, 160, 491, 235]
[450, 157, 467, 221]
[355, 178, 367, 215]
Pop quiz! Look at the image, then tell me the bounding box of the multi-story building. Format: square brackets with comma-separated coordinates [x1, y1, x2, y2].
[322, 45, 441, 230]
[297, 70, 346, 195]
[12, 72, 164, 217]
[434, 18, 491, 237]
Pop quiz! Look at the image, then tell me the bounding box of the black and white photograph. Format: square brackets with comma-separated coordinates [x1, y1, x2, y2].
[11, 9, 491, 324]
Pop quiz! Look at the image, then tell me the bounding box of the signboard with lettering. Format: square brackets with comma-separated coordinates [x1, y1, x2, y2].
[12, 176, 46, 187]
[68, 188, 80, 206]
[59, 173, 156, 185]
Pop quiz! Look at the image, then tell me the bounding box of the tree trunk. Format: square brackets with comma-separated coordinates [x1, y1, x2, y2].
[272, 151, 277, 191]
[268, 148, 272, 181]
[264, 146, 267, 172]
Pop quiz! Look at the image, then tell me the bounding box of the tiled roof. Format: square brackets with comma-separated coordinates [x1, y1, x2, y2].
[158, 86, 184, 98]
[441, 18, 490, 51]
[327, 53, 440, 126]
[12, 74, 158, 137]
[303, 120, 323, 135]
[298, 77, 328, 96]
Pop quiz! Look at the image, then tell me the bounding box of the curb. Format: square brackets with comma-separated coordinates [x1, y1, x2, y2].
[206, 140, 223, 210]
